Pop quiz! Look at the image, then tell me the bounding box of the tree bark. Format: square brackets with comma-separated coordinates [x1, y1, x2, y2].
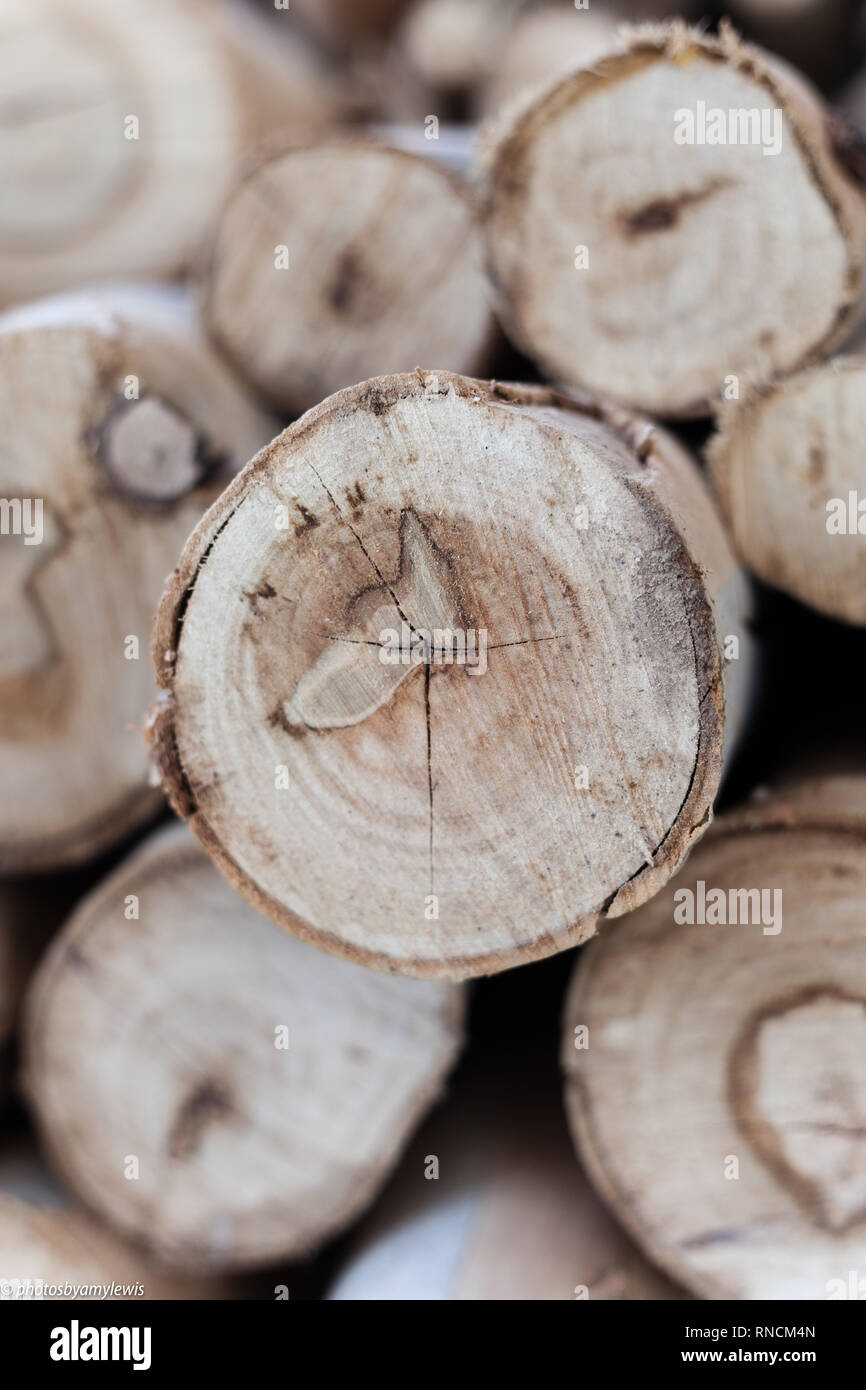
[0, 0, 339, 305]
[150, 369, 753, 980]
[481, 21, 866, 417]
[562, 774, 866, 1301]
[21, 823, 465, 1272]
[200, 138, 497, 415]
[707, 324, 866, 625]
[0, 1134, 234, 1298]
[0, 285, 277, 873]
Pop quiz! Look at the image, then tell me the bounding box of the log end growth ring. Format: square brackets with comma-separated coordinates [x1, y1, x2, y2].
[152, 370, 728, 979]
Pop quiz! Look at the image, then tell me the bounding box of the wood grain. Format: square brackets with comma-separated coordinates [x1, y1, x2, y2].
[150, 369, 752, 979]
[563, 775, 866, 1300]
[21, 823, 465, 1271]
[0, 285, 277, 872]
[0, 0, 339, 304]
[481, 22, 866, 416]
[201, 138, 496, 415]
[0, 1135, 234, 1298]
[708, 329, 866, 625]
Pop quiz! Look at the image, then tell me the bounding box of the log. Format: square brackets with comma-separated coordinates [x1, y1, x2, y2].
[0, 1134, 232, 1298]
[21, 823, 465, 1271]
[397, 2, 697, 117]
[481, 3, 623, 117]
[0, 0, 339, 305]
[328, 1066, 685, 1300]
[481, 22, 866, 418]
[200, 138, 497, 415]
[0, 285, 277, 874]
[150, 369, 753, 980]
[707, 326, 866, 625]
[398, 0, 524, 100]
[562, 774, 866, 1301]
[200, 0, 343, 146]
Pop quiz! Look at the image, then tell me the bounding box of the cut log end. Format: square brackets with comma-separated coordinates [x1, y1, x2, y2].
[22, 824, 464, 1271]
[562, 776, 866, 1300]
[482, 23, 866, 416]
[151, 370, 747, 980]
[202, 140, 496, 415]
[0, 287, 277, 874]
[708, 358, 866, 625]
[0, 1140, 234, 1299]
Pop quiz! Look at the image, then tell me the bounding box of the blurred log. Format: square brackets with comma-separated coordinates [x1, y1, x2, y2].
[397, 0, 701, 117]
[150, 370, 753, 980]
[563, 774, 866, 1300]
[22, 824, 465, 1271]
[398, 0, 523, 102]
[328, 1068, 685, 1299]
[0, 1135, 232, 1298]
[481, 22, 866, 417]
[202, 0, 344, 146]
[707, 324, 866, 625]
[201, 138, 496, 415]
[0, 285, 277, 873]
[0, 0, 340, 304]
[482, 2, 622, 116]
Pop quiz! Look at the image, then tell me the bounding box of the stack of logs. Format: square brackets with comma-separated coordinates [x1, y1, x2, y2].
[2, 0, 866, 1300]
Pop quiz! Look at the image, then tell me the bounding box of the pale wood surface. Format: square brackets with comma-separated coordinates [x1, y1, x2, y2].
[0, 0, 339, 304]
[202, 139, 496, 415]
[563, 775, 866, 1300]
[481, 22, 866, 416]
[151, 369, 752, 979]
[22, 824, 465, 1271]
[708, 345, 866, 625]
[0, 1135, 234, 1298]
[0, 285, 277, 872]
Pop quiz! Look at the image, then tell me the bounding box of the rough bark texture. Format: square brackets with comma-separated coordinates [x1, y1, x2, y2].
[481, 21, 866, 417]
[0, 0, 339, 305]
[0, 1135, 233, 1298]
[328, 1065, 686, 1300]
[0, 285, 277, 873]
[707, 328, 866, 625]
[201, 139, 496, 415]
[150, 369, 752, 980]
[22, 824, 465, 1272]
[563, 775, 866, 1301]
